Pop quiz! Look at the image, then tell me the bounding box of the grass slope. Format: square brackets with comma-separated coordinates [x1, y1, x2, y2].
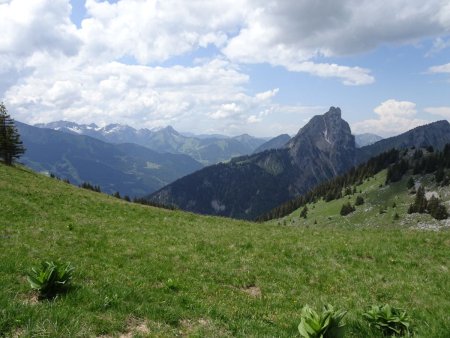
[1, 164, 449, 337]
[278, 169, 450, 229]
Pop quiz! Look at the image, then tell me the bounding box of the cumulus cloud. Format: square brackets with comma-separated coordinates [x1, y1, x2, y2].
[5, 58, 250, 127]
[79, 0, 245, 64]
[352, 99, 429, 136]
[76, 0, 450, 69]
[425, 106, 450, 119]
[286, 62, 374, 86]
[1, 0, 450, 135]
[0, 0, 80, 57]
[222, 0, 450, 84]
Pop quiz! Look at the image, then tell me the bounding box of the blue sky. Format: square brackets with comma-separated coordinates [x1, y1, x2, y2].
[1, 0, 449, 137]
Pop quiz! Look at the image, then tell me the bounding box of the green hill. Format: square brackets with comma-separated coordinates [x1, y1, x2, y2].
[271, 169, 450, 230]
[1, 163, 449, 337]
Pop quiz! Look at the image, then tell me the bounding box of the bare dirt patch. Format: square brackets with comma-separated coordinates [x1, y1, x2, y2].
[118, 318, 150, 338]
[240, 285, 262, 298]
[179, 318, 231, 337]
[20, 292, 39, 306]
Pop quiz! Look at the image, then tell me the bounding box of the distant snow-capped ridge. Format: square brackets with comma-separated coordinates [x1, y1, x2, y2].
[34, 121, 268, 166]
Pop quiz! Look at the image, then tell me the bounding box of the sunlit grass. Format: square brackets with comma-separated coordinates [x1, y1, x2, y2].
[1, 164, 449, 337]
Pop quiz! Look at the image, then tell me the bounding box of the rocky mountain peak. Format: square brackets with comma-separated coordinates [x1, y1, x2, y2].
[287, 107, 354, 151]
[324, 106, 341, 118]
[161, 125, 179, 135]
[286, 106, 356, 176]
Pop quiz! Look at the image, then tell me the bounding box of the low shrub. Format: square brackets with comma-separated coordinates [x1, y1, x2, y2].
[340, 202, 355, 216]
[355, 195, 364, 206]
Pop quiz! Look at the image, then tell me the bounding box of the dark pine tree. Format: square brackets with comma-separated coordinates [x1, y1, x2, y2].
[300, 205, 308, 219]
[406, 177, 415, 189]
[340, 202, 355, 216]
[355, 195, 364, 206]
[408, 186, 427, 214]
[427, 196, 449, 220]
[0, 102, 25, 165]
[435, 167, 445, 183]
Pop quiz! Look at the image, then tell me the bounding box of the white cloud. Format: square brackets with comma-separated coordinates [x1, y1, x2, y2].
[286, 62, 374, 86]
[1, 0, 450, 136]
[222, 0, 450, 84]
[79, 0, 245, 64]
[255, 88, 279, 101]
[428, 63, 450, 74]
[426, 37, 450, 56]
[425, 106, 450, 119]
[0, 0, 80, 57]
[352, 99, 429, 136]
[5, 54, 305, 135]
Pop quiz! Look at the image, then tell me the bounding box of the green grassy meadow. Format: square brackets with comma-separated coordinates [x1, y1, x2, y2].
[1, 164, 449, 337]
[277, 170, 450, 229]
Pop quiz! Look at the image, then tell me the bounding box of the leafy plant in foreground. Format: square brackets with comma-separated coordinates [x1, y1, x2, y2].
[298, 304, 347, 338]
[363, 304, 411, 336]
[27, 261, 74, 298]
[165, 278, 179, 291]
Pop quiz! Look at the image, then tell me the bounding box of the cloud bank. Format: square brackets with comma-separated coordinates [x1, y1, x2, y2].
[1, 0, 449, 135]
[352, 99, 429, 136]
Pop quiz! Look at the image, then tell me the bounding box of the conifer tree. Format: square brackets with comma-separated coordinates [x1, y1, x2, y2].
[340, 202, 355, 216]
[428, 196, 448, 220]
[408, 186, 427, 214]
[407, 177, 415, 189]
[300, 205, 308, 219]
[355, 195, 364, 206]
[0, 102, 25, 165]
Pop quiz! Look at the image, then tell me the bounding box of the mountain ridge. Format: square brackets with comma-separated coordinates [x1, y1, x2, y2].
[355, 133, 383, 148]
[149, 108, 450, 220]
[357, 120, 450, 163]
[35, 121, 267, 165]
[149, 107, 357, 219]
[253, 134, 291, 153]
[17, 121, 202, 197]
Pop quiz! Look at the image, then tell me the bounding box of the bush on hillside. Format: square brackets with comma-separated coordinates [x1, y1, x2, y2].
[408, 188, 448, 220]
[427, 196, 449, 220]
[355, 195, 364, 206]
[340, 202, 355, 216]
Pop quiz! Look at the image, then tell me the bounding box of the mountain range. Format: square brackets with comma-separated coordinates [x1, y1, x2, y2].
[354, 133, 383, 147]
[149, 107, 450, 220]
[253, 134, 291, 153]
[16, 122, 202, 197]
[35, 121, 268, 166]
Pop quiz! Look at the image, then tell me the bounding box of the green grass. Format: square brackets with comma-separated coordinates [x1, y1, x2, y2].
[1, 164, 449, 337]
[281, 170, 450, 229]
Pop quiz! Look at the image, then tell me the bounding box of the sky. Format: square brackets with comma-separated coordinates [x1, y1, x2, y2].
[0, 0, 449, 137]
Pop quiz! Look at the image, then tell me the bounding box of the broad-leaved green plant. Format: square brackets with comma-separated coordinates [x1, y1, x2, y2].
[298, 304, 347, 338]
[27, 261, 74, 298]
[363, 304, 411, 336]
